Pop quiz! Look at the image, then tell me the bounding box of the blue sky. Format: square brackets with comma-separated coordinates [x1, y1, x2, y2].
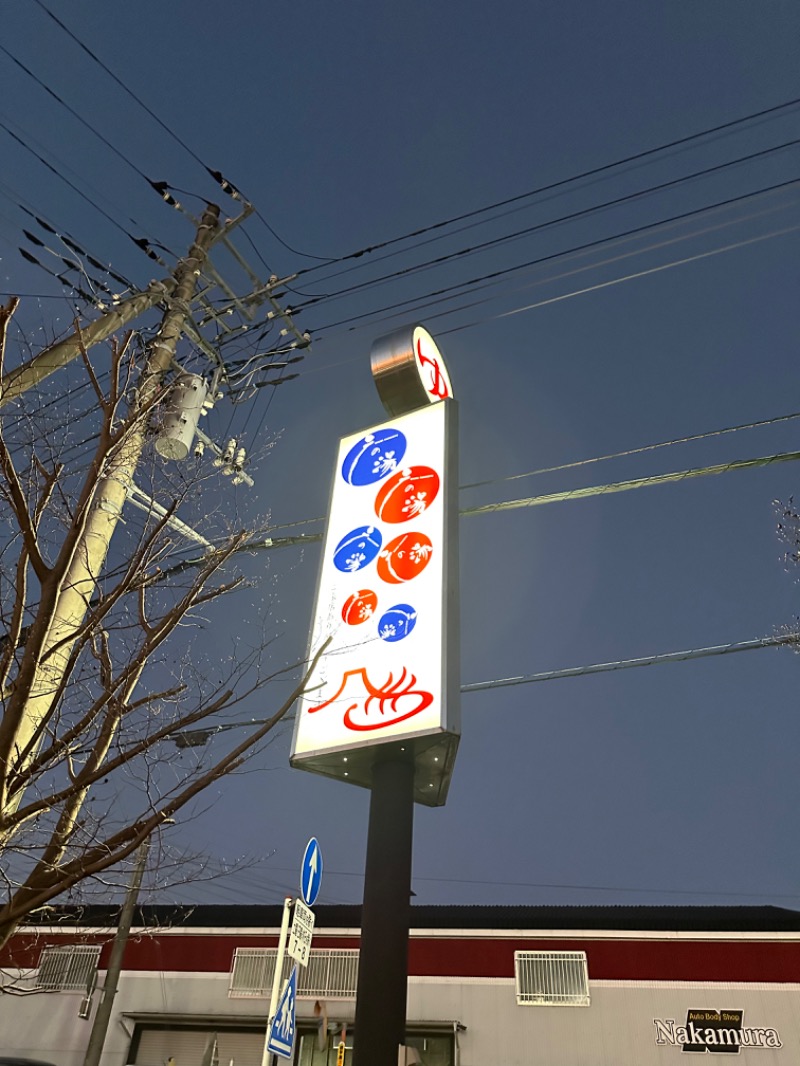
[1, 0, 799, 908]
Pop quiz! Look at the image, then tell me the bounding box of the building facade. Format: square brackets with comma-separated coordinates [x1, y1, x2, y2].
[1, 904, 798, 1064]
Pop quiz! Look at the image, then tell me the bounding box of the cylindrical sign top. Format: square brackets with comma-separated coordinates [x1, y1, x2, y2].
[370, 324, 453, 417]
[301, 837, 323, 907]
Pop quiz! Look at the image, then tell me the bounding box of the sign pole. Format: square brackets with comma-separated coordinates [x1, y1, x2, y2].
[261, 896, 293, 1066]
[352, 747, 415, 1066]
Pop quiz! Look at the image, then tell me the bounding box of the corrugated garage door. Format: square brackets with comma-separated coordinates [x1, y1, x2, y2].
[132, 1027, 265, 1065]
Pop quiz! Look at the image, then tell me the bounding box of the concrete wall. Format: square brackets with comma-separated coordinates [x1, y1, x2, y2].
[1, 971, 799, 1065]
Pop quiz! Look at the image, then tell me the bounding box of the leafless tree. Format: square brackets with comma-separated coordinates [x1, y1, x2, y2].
[0, 298, 322, 949]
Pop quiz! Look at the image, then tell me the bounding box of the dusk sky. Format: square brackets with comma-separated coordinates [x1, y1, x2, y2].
[2, 0, 799, 910]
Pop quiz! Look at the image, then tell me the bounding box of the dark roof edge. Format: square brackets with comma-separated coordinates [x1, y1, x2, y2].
[20, 903, 800, 933]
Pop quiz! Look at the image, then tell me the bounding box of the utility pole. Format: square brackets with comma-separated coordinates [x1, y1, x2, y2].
[0, 204, 220, 829]
[0, 279, 176, 410]
[82, 840, 149, 1066]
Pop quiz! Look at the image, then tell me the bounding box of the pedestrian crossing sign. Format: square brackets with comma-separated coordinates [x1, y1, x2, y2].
[267, 965, 297, 1059]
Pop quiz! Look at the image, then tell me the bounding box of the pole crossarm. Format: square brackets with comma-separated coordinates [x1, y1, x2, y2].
[0, 280, 175, 409]
[126, 483, 214, 549]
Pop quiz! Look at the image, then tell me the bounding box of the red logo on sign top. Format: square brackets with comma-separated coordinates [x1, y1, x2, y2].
[417, 338, 449, 400]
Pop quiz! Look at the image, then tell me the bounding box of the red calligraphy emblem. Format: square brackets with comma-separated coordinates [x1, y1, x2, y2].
[309, 666, 433, 731]
[377, 532, 433, 584]
[416, 338, 449, 399]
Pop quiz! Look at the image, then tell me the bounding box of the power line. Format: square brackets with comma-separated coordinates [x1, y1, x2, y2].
[222, 863, 800, 903]
[27, 0, 333, 263]
[0, 116, 173, 264]
[309, 178, 800, 336]
[462, 634, 798, 693]
[143, 444, 800, 580]
[287, 94, 800, 280]
[0, 42, 153, 184]
[294, 138, 800, 307]
[441, 219, 800, 336]
[461, 411, 800, 491]
[24, 15, 797, 288]
[461, 449, 800, 518]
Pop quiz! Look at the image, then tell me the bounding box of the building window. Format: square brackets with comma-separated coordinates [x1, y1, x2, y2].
[229, 948, 359, 999]
[37, 944, 101, 992]
[514, 950, 590, 1006]
[295, 1026, 455, 1066]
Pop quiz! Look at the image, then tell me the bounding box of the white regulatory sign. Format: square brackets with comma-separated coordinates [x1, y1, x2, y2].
[288, 899, 315, 967]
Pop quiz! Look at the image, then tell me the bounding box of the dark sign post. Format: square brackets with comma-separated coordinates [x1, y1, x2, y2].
[354, 748, 416, 1065]
[291, 325, 461, 1066]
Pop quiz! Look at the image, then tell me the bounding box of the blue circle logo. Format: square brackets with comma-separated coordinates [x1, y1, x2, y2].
[341, 428, 407, 486]
[378, 604, 418, 642]
[333, 526, 383, 573]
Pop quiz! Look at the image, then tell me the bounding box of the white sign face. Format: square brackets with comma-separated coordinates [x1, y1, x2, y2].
[288, 899, 315, 967]
[292, 401, 457, 763]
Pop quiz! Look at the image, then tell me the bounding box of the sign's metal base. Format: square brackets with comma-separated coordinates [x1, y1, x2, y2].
[291, 730, 459, 807]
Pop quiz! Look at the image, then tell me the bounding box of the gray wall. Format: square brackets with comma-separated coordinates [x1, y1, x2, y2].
[1, 971, 798, 1065]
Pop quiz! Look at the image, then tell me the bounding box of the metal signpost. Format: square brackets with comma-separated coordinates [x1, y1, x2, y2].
[291, 325, 460, 1066]
[262, 839, 324, 1064]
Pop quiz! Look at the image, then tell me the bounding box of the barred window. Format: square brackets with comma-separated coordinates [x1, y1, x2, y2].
[229, 948, 359, 999]
[514, 950, 590, 1006]
[38, 944, 101, 992]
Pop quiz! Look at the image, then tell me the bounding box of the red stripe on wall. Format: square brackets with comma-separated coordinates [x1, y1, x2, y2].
[4, 932, 799, 983]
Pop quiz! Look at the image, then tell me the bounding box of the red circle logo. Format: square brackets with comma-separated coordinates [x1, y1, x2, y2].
[341, 589, 378, 625]
[377, 533, 433, 584]
[374, 466, 440, 524]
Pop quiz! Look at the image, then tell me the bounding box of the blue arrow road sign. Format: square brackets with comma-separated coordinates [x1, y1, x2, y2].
[301, 837, 323, 907]
[267, 965, 297, 1059]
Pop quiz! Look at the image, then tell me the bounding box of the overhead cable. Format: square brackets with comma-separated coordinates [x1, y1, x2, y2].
[28, 0, 332, 262]
[228, 862, 800, 902]
[0, 41, 153, 183]
[461, 634, 798, 693]
[310, 178, 800, 335]
[0, 117, 174, 265]
[290, 94, 800, 278]
[462, 449, 800, 518]
[143, 445, 800, 577]
[293, 140, 800, 309]
[462, 410, 800, 490]
[440, 220, 800, 336]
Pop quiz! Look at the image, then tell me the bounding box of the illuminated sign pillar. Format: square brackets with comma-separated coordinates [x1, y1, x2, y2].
[291, 325, 459, 1066]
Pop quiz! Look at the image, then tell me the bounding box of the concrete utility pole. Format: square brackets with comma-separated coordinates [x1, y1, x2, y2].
[0, 279, 176, 410]
[82, 840, 149, 1066]
[0, 203, 221, 824]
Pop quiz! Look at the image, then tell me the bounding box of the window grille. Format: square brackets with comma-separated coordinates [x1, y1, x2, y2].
[514, 951, 590, 1006]
[229, 948, 359, 999]
[301, 950, 359, 998]
[37, 944, 101, 992]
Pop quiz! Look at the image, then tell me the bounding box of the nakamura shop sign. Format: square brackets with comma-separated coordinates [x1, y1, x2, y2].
[654, 1010, 782, 1053]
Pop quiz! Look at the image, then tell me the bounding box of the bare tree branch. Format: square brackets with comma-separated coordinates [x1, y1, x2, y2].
[0, 311, 324, 949]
